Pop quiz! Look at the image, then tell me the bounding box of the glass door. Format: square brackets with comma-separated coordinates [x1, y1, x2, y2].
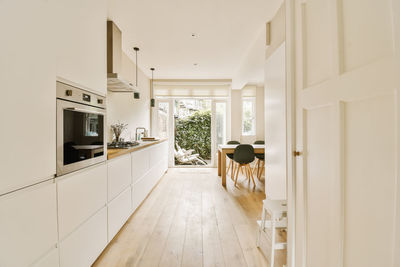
[174, 99, 212, 166]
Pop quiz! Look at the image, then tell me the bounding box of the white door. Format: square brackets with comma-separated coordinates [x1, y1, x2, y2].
[290, 0, 400, 266]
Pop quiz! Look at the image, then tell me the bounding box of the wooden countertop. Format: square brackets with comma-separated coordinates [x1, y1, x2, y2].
[107, 138, 168, 160]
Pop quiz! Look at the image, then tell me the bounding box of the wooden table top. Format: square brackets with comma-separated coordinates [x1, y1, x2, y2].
[107, 138, 168, 160]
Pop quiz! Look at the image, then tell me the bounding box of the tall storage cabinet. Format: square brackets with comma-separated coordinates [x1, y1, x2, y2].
[0, 0, 56, 196]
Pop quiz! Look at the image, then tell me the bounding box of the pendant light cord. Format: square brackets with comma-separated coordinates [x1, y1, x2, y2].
[134, 47, 139, 87]
[135, 49, 138, 87]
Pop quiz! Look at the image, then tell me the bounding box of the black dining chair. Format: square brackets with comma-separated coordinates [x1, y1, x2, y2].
[226, 141, 240, 178]
[253, 140, 265, 180]
[232, 144, 256, 187]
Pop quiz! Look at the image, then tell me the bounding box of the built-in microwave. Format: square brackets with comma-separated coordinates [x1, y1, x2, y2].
[56, 81, 106, 176]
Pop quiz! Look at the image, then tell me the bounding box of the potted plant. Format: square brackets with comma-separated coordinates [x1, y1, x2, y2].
[111, 122, 127, 143]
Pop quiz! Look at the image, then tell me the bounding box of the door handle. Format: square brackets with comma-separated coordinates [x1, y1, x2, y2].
[293, 151, 302, 157]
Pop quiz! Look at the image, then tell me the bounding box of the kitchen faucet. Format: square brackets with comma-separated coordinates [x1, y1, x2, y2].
[135, 127, 146, 141]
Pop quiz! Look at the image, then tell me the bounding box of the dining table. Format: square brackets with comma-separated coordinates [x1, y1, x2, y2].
[217, 144, 265, 186]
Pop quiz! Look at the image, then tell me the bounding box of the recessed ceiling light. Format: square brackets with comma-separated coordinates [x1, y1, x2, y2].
[191, 33, 196, 37]
[193, 63, 198, 66]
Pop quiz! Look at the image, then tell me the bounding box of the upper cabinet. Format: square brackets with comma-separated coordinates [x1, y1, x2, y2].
[55, 0, 107, 95]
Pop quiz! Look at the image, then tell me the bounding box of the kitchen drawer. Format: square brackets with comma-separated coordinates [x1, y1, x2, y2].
[59, 207, 107, 267]
[0, 182, 58, 267]
[149, 143, 162, 164]
[107, 153, 132, 201]
[131, 148, 150, 183]
[108, 186, 132, 241]
[57, 163, 107, 239]
[132, 172, 151, 212]
[32, 247, 59, 267]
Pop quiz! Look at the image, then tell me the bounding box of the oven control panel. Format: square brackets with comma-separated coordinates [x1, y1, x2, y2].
[56, 81, 106, 109]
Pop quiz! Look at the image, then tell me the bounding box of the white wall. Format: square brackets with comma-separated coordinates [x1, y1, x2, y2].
[107, 52, 151, 142]
[255, 86, 265, 141]
[265, 43, 286, 200]
[230, 86, 265, 144]
[230, 90, 242, 142]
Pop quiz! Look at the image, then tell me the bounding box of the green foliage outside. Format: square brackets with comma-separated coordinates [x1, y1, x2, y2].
[175, 110, 211, 159]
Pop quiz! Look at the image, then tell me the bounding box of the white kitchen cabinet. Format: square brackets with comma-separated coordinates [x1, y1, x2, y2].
[132, 173, 150, 212]
[149, 143, 162, 164]
[32, 247, 59, 267]
[59, 207, 107, 267]
[55, 0, 107, 95]
[0, 182, 58, 267]
[107, 153, 132, 201]
[0, 0, 56, 196]
[108, 186, 132, 241]
[131, 147, 150, 183]
[131, 141, 168, 212]
[132, 164, 159, 212]
[57, 163, 107, 239]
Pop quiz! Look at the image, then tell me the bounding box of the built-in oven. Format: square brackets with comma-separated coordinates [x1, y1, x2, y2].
[56, 81, 106, 176]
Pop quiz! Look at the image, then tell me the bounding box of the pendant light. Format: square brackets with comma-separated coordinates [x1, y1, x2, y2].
[150, 67, 155, 107]
[133, 47, 140, 99]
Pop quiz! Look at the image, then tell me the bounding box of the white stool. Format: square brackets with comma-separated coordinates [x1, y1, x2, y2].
[256, 199, 287, 267]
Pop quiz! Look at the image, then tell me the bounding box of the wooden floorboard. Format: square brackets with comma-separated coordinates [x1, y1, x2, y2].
[93, 168, 286, 267]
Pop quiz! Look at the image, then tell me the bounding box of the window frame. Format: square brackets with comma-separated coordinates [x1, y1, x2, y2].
[241, 96, 256, 136]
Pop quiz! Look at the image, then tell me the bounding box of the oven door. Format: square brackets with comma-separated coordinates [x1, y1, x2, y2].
[57, 99, 106, 176]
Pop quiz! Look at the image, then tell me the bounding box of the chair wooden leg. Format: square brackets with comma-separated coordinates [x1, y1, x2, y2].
[258, 160, 265, 180]
[253, 158, 259, 175]
[244, 165, 250, 181]
[234, 164, 241, 186]
[231, 162, 236, 180]
[247, 165, 256, 187]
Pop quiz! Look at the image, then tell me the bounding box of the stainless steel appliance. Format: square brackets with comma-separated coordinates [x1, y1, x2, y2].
[56, 81, 106, 176]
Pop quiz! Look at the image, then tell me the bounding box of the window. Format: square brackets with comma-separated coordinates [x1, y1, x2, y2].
[242, 97, 256, 136]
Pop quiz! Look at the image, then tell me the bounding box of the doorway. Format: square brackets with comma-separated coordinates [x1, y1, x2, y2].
[154, 97, 228, 168]
[174, 99, 212, 166]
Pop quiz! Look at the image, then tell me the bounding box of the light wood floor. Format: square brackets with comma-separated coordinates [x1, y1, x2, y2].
[93, 168, 286, 267]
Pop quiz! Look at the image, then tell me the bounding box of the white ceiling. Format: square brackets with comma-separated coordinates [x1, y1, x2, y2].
[108, 0, 283, 86]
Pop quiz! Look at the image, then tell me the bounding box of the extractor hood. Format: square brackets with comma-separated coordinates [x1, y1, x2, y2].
[107, 21, 139, 96]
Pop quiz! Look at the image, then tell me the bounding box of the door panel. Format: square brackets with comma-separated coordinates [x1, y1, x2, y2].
[304, 106, 337, 267]
[340, 0, 393, 71]
[302, 0, 333, 87]
[343, 94, 396, 267]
